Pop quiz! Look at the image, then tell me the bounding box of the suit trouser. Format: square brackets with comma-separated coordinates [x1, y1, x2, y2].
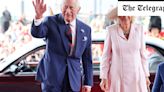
[41, 67, 80, 92]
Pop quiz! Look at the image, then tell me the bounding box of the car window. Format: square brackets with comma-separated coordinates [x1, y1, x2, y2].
[20, 48, 45, 72]
[147, 45, 164, 73]
[92, 42, 104, 64]
[92, 41, 104, 71]
[6, 48, 45, 75]
[24, 49, 45, 71]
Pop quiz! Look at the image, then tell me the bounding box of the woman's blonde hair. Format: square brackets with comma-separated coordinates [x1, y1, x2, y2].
[107, 7, 134, 23]
[107, 7, 117, 20]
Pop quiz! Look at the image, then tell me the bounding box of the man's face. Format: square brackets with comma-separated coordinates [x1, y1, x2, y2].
[62, 0, 80, 22]
[118, 16, 132, 31]
[150, 28, 160, 37]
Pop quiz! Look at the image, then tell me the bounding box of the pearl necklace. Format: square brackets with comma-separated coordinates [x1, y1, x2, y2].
[123, 31, 129, 35]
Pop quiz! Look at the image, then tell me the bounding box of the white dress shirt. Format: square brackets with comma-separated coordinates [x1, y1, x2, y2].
[65, 20, 76, 55]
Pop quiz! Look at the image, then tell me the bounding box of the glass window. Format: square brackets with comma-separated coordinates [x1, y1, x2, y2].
[147, 45, 164, 73]
[92, 42, 104, 64]
[6, 47, 45, 74]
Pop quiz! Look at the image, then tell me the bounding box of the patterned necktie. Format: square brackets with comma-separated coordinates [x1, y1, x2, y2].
[66, 24, 72, 43]
[65, 24, 72, 53]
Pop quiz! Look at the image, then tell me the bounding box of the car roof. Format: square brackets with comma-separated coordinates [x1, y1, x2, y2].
[145, 36, 164, 49]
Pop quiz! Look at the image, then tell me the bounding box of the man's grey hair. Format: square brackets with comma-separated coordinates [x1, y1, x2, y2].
[61, 0, 81, 8]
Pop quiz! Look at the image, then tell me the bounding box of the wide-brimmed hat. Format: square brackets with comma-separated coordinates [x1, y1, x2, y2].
[107, 7, 117, 20]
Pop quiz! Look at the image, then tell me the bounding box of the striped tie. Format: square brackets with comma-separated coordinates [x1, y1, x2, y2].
[65, 24, 72, 53]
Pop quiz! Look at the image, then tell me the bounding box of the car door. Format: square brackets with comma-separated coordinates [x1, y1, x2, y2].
[0, 46, 45, 92]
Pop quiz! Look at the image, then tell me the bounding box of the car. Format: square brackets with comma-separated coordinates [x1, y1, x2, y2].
[145, 37, 164, 90]
[0, 38, 45, 92]
[0, 37, 163, 92]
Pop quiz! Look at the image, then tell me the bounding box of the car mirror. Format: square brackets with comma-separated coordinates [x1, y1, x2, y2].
[4, 65, 18, 76]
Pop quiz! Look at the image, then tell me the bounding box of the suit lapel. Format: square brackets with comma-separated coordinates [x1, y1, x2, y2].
[74, 20, 84, 55]
[117, 25, 126, 39]
[58, 15, 70, 55]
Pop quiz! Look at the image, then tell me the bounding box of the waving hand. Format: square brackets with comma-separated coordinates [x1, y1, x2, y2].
[32, 0, 46, 19]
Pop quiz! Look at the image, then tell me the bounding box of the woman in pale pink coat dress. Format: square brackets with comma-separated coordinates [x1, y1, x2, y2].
[99, 10, 150, 92]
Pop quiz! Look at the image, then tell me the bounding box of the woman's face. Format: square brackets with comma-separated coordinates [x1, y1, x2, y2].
[118, 16, 132, 31]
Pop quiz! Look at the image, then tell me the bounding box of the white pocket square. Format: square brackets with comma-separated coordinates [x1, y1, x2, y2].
[82, 36, 87, 41]
[80, 29, 85, 33]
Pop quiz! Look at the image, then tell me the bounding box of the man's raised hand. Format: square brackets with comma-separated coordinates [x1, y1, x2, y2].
[32, 0, 46, 19]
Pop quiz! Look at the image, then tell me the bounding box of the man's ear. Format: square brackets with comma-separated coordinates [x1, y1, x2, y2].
[77, 7, 81, 13]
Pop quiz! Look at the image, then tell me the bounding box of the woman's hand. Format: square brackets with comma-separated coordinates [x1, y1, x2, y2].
[146, 77, 151, 87]
[100, 79, 109, 91]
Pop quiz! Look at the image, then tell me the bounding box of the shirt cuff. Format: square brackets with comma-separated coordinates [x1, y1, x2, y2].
[84, 85, 91, 89]
[100, 67, 108, 79]
[34, 18, 43, 26]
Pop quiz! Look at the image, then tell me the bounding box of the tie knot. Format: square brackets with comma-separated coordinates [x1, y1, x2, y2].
[67, 23, 71, 27]
[66, 23, 71, 30]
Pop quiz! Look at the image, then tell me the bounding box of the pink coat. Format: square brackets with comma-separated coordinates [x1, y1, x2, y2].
[100, 24, 150, 92]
